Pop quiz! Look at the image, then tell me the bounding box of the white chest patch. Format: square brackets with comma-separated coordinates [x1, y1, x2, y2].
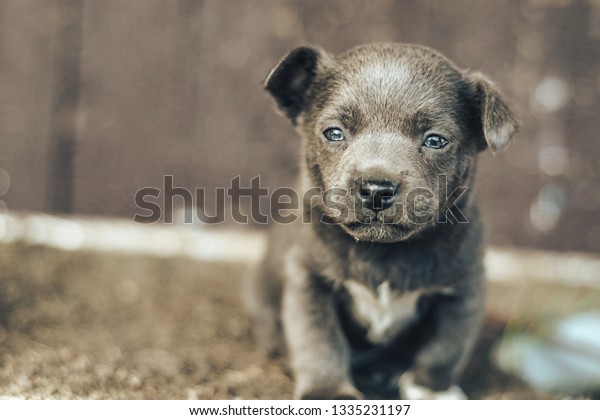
[344, 280, 421, 344]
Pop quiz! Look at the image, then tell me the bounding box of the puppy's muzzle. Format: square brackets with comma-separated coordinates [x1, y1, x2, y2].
[357, 179, 398, 212]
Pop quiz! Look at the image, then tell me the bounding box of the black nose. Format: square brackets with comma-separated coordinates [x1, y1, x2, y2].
[358, 179, 398, 211]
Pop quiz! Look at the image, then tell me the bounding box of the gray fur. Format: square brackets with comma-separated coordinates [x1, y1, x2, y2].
[248, 43, 518, 399]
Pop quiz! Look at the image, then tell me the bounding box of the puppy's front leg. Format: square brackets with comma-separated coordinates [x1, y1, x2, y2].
[282, 261, 361, 399]
[399, 286, 484, 400]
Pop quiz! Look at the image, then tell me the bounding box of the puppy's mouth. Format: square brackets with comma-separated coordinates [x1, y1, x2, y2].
[318, 196, 437, 242]
[341, 220, 425, 243]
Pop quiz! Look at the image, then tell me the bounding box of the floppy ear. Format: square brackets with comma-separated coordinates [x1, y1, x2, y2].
[468, 73, 519, 152]
[265, 46, 327, 123]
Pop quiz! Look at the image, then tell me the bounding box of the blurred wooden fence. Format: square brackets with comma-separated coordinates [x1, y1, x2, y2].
[1, 0, 599, 253]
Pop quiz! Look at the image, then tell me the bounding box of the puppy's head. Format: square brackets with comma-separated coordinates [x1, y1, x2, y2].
[266, 44, 518, 242]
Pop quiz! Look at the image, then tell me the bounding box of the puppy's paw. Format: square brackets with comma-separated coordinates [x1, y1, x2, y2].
[297, 382, 364, 400]
[398, 372, 467, 400]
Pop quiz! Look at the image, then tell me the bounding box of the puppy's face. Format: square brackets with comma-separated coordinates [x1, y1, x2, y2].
[266, 44, 517, 242]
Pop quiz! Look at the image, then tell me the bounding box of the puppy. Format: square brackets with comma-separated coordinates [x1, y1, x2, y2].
[248, 43, 517, 399]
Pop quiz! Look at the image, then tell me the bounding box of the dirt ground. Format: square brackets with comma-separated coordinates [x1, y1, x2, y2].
[0, 243, 551, 399]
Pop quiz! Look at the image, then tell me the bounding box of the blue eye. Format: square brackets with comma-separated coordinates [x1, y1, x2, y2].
[422, 135, 449, 149]
[323, 127, 345, 142]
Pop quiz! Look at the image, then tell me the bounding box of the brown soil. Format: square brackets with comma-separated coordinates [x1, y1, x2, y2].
[0, 243, 550, 399]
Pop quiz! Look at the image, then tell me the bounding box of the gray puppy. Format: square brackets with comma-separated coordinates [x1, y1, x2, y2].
[248, 43, 517, 399]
